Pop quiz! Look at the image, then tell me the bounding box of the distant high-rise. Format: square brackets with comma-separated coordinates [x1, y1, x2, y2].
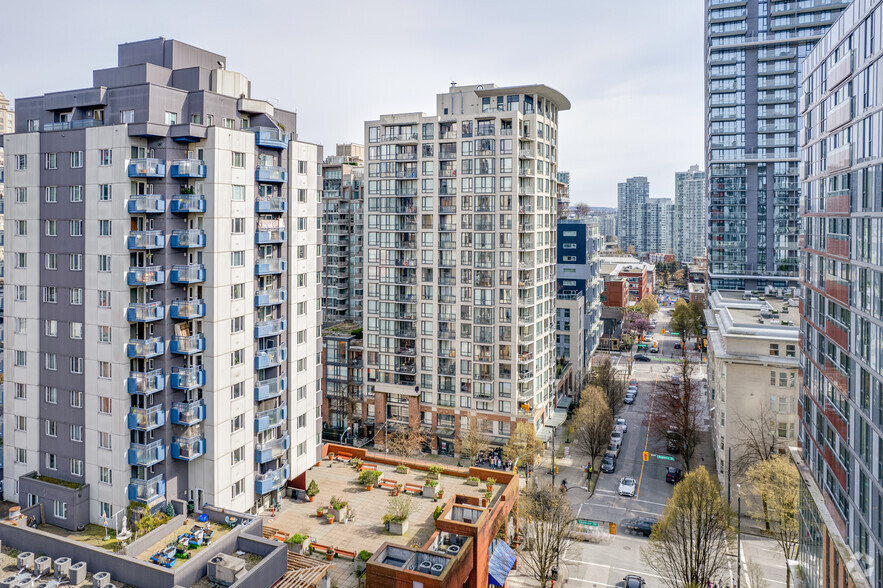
[616, 176, 649, 253]
[674, 165, 705, 264]
[642, 197, 674, 255]
[705, 0, 849, 291]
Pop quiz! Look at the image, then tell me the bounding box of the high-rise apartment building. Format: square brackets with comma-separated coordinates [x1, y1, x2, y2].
[705, 0, 849, 291]
[674, 164, 706, 264]
[363, 83, 569, 454]
[556, 170, 571, 218]
[2, 38, 322, 527]
[642, 197, 675, 255]
[616, 176, 649, 253]
[796, 3, 883, 586]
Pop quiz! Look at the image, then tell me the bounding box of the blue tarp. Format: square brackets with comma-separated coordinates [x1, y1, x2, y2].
[488, 540, 517, 586]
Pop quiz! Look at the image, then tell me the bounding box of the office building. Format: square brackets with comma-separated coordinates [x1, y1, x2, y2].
[642, 197, 674, 255]
[616, 176, 649, 253]
[795, 3, 883, 585]
[704, 290, 799, 488]
[363, 83, 569, 454]
[705, 0, 849, 291]
[2, 38, 322, 526]
[674, 164, 706, 264]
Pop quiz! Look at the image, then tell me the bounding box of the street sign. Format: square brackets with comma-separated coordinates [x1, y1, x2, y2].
[642, 451, 649, 462]
[577, 519, 599, 527]
[656, 454, 675, 461]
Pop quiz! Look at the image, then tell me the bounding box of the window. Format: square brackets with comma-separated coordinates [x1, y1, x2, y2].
[99, 184, 111, 200]
[232, 446, 244, 464]
[164, 111, 177, 125]
[70, 288, 83, 305]
[15, 318, 26, 334]
[231, 283, 244, 300]
[44, 387, 56, 403]
[70, 185, 83, 202]
[45, 319, 57, 337]
[297, 413, 307, 429]
[98, 219, 112, 236]
[15, 220, 26, 236]
[70, 390, 84, 408]
[231, 218, 244, 233]
[70, 459, 83, 477]
[99, 432, 112, 449]
[563, 243, 576, 249]
[232, 479, 244, 498]
[232, 185, 245, 201]
[16, 285, 27, 301]
[297, 329, 306, 344]
[70, 356, 84, 374]
[45, 353, 57, 371]
[69, 254, 83, 271]
[15, 154, 27, 170]
[231, 316, 244, 333]
[70, 151, 83, 168]
[27, 119, 39, 132]
[298, 160, 307, 174]
[45, 420, 57, 437]
[46, 454, 57, 470]
[15, 416, 27, 431]
[120, 109, 135, 123]
[99, 396, 112, 414]
[298, 189, 306, 202]
[297, 301, 306, 316]
[45, 153, 57, 169]
[786, 344, 796, 358]
[231, 349, 243, 366]
[54, 501, 67, 520]
[231, 251, 244, 267]
[70, 424, 83, 442]
[98, 255, 111, 272]
[16, 449, 27, 464]
[98, 361, 112, 378]
[16, 253, 27, 269]
[99, 466, 112, 484]
[98, 325, 111, 342]
[297, 274, 306, 287]
[297, 385, 307, 400]
[297, 245, 306, 259]
[231, 382, 244, 399]
[297, 441, 307, 457]
[15, 350, 27, 366]
[43, 286, 57, 303]
[98, 149, 112, 166]
[231, 414, 244, 432]
[206, 114, 213, 126]
[45, 253, 57, 270]
[98, 290, 112, 307]
[70, 220, 83, 236]
[232, 152, 245, 168]
[769, 343, 779, 356]
[297, 217, 306, 231]
[70, 322, 84, 340]
[15, 187, 26, 203]
[297, 358, 306, 372]
[45, 186, 57, 202]
[223, 118, 235, 129]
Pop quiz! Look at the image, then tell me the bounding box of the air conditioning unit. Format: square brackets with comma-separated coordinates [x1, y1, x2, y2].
[11, 579, 32, 588]
[69, 562, 87, 585]
[92, 571, 111, 588]
[33, 557, 51, 576]
[207, 554, 246, 587]
[16, 553, 34, 571]
[418, 561, 432, 573]
[431, 563, 445, 576]
[446, 545, 460, 556]
[0, 576, 18, 588]
[53, 558, 70, 579]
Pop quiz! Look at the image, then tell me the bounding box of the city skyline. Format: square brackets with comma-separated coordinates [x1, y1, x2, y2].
[0, 0, 704, 209]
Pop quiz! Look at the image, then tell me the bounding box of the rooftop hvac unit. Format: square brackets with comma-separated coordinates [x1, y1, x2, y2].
[12, 580, 32, 588]
[418, 561, 433, 573]
[68, 563, 86, 585]
[53, 558, 70, 579]
[16, 553, 34, 571]
[207, 554, 246, 587]
[447, 545, 460, 556]
[431, 563, 445, 576]
[33, 557, 51, 576]
[0, 576, 18, 588]
[92, 571, 111, 588]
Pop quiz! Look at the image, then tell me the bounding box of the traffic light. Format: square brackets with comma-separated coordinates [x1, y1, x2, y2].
[554, 466, 559, 475]
[661, 328, 665, 334]
[643, 451, 649, 462]
[609, 522, 617, 535]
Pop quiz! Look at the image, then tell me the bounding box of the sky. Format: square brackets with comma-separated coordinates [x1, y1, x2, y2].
[0, 0, 704, 208]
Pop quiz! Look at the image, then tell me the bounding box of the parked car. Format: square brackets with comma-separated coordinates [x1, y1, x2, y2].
[615, 418, 627, 433]
[622, 518, 658, 537]
[624, 574, 647, 588]
[628, 386, 638, 396]
[618, 477, 637, 497]
[606, 444, 620, 458]
[649, 346, 660, 353]
[610, 430, 623, 445]
[666, 467, 683, 483]
[624, 392, 636, 405]
[629, 379, 638, 386]
[634, 354, 651, 362]
[601, 455, 616, 473]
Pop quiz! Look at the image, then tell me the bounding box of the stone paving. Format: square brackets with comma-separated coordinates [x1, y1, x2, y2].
[264, 458, 500, 588]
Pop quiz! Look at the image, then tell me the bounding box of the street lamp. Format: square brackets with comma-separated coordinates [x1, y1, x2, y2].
[736, 483, 742, 588]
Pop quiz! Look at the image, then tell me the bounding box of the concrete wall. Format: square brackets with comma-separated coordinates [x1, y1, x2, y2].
[18, 474, 90, 531]
[121, 513, 186, 556]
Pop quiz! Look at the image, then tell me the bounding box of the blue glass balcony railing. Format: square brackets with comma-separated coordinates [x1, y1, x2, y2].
[255, 346, 287, 370]
[255, 318, 286, 338]
[171, 399, 206, 426]
[127, 337, 164, 359]
[170, 365, 205, 390]
[127, 230, 165, 250]
[252, 127, 287, 149]
[128, 158, 166, 178]
[127, 266, 165, 286]
[169, 298, 205, 319]
[255, 375, 287, 402]
[256, 165, 287, 183]
[127, 301, 165, 322]
[169, 229, 206, 248]
[255, 288, 287, 307]
[127, 369, 164, 395]
[171, 435, 206, 461]
[255, 435, 289, 463]
[128, 194, 166, 214]
[169, 159, 206, 178]
[128, 440, 165, 466]
[255, 406, 287, 433]
[255, 197, 286, 213]
[170, 333, 205, 355]
[255, 228, 286, 244]
[255, 465, 289, 495]
[169, 194, 206, 214]
[128, 475, 165, 503]
[169, 264, 206, 284]
[255, 258, 287, 275]
[127, 405, 165, 431]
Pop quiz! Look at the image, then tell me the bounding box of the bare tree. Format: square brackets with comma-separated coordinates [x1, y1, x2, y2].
[456, 416, 492, 465]
[572, 386, 614, 466]
[517, 483, 578, 588]
[504, 422, 543, 469]
[642, 467, 733, 588]
[651, 358, 704, 471]
[591, 356, 627, 417]
[385, 427, 428, 464]
[746, 561, 769, 588]
[733, 401, 779, 474]
[572, 202, 591, 219]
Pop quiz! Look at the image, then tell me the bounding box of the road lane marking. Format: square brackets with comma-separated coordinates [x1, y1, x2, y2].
[563, 560, 664, 580]
[636, 373, 659, 499]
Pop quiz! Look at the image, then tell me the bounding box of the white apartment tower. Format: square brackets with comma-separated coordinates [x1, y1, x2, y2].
[363, 84, 569, 453]
[2, 38, 322, 528]
[674, 164, 706, 265]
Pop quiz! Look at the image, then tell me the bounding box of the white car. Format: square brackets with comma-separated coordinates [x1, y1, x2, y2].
[610, 430, 624, 445]
[616, 418, 627, 433]
[618, 477, 637, 497]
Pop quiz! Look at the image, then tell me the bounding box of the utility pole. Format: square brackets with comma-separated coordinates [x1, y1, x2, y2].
[737, 483, 742, 588]
[727, 446, 731, 507]
[551, 425, 557, 488]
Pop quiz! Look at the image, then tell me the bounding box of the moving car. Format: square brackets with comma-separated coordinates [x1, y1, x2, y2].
[623, 574, 646, 587]
[674, 343, 682, 349]
[666, 467, 683, 483]
[600, 454, 616, 473]
[615, 418, 627, 433]
[650, 345, 660, 353]
[622, 518, 658, 537]
[634, 354, 651, 362]
[618, 477, 637, 497]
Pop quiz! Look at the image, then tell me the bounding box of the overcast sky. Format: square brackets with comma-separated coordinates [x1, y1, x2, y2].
[0, 0, 703, 208]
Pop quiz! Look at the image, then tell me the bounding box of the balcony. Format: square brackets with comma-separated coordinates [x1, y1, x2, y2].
[255, 406, 287, 433]
[128, 194, 165, 214]
[128, 440, 165, 467]
[169, 159, 207, 178]
[256, 435, 290, 464]
[255, 375, 287, 402]
[169, 264, 206, 284]
[255, 288, 287, 306]
[170, 365, 206, 390]
[127, 369, 164, 395]
[128, 158, 166, 178]
[169, 194, 206, 214]
[170, 229, 206, 249]
[252, 126, 288, 149]
[128, 475, 165, 504]
[169, 298, 206, 319]
[127, 301, 165, 322]
[255, 318, 286, 338]
[127, 405, 165, 431]
[255, 346, 287, 369]
[256, 228, 287, 244]
[171, 400, 207, 426]
[256, 165, 288, 183]
[127, 230, 165, 250]
[256, 258, 287, 275]
[256, 197, 287, 213]
[172, 435, 206, 461]
[255, 465, 289, 495]
[170, 333, 206, 355]
[127, 337, 164, 359]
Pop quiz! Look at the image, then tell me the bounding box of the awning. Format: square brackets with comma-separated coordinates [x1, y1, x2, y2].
[435, 428, 455, 439]
[536, 427, 554, 443]
[556, 395, 573, 410]
[488, 540, 518, 586]
[546, 408, 568, 428]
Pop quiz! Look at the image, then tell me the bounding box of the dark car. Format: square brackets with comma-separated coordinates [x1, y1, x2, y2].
[634, 354, 651, 362]
[674, 343, 682, 349]
[601, 455, 616, 473]
[666, 467, 683, 483]
[624, 575, 646, 588]
[622, 518, 658, 537]
[624, 393, 636, 404]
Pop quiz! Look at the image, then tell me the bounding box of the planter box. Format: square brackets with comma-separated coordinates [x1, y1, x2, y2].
[289, 540, 309, 554]
[422, 486, 438, 499]
[427, 472, 440, 480]
[389, 520, 409, 535]
[465, 479, 480, 486]
[395, 466, 410, 474]
[331, 507, 348, 521]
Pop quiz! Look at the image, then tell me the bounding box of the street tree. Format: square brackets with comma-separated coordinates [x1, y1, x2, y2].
[642, 467, 733, 588]
[636, 295, 659, 318]
[456, 416, 492, 465]
[651, 357, 704, 471]
[385, 427, 428, 464]
[572, 386, 614, 466]
[503, 422, 543, 470]
[591, 356, 627, 417]
[517, 483, 578, 588]
[744, 455, 800, 588]
[622, 310, 652, 370]
[733, 402, 780, 474]
[670, 299, 701, 349]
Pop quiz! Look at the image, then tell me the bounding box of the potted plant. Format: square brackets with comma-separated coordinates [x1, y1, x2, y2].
[395, 464, 410, 474]
[351, 457, 363, 470]
[326, 513, 335, 525]
[355, 550, 372, 573]
[330, 495, 349, 521]
[359, 469, 381, 491]
[485, 477, 496, 492]
[393, 483, 403, 497]
[316, 506, 326, 518]
[484, 490, 493, 505]
[427, 465, 443, 480]
[328, 452, 336, 461]
[384, 495, 412, 535]
[437, 487, 445, 499]
[466, 476, 480, 486]
[306, 480, 319, 502]
[287, 533, 309, 554]
[422, 478, 439, 498]
[325, 547, 335, 561]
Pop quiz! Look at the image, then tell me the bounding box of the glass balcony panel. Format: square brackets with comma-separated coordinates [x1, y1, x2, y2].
[255, 346, 287, 369]
[255, 375, 287, 402]
[128, 194, 165, 214]
[127, 337, 164, 358]
[255, 435, 290, 463]
[128, 439, 165, 466]
[255, 406, 287, 432]
[255, 318, 286, 338]
[169, 229, 206, 248]
[128, 475, 165, 503]
[169, 159, 207, 178]
[170, 333, 206, 354]
[256, 258, 287, 275]
[256, 196, 287, 213]
[171, 399, 206, 426]
[169, 194, 207, 213]
[170, 264, 206, 284]
[170, 365, 206, 390]
[128, 158, 166, 178]
[256, 166, 288, 183]
[127, 405, 165, 431]
[252, 127, 287, 149]
[127, 230, 165, 250]
[169, 298, 206, 319]
[171, 435, 206, 461]
[255, 228, 287, 244]
[127, 369, 164, 394]
[255, 465, 289, 495]
[127, 266, 165, 286]
[255, 288, 287, 307]
[127, 301, 165, 323]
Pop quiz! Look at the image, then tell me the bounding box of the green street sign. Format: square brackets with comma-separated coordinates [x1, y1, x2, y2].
[670, 332, 681, 336]
[577, 519, 599, 527]
[656, 455, 675, 461]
